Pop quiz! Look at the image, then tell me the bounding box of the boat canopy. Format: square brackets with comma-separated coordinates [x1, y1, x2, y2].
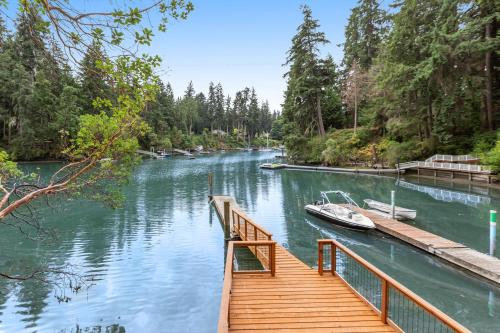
[320, 191, 359, 207]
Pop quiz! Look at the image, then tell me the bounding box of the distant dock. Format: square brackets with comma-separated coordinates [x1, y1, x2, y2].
[261, 163, 401, 175]
[398, 154, 494, 184]
[348, 206, 500, 285]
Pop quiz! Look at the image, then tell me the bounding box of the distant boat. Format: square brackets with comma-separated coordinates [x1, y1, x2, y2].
[363, 199, 416, 220]
[260, 163, 285, 170]
[305, 191, 375, 231]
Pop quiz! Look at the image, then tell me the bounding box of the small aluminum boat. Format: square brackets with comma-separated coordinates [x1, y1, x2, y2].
[363, 199, 416, 220]
[260, 163, 285, 170]
[305, 191, 375, 231]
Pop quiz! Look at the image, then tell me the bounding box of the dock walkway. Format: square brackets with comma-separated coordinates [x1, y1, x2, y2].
[263, 164, 401, 175]
[211, 195, 470, 333]
[227, 245, 395, 333]
[349, 206, 500, 285]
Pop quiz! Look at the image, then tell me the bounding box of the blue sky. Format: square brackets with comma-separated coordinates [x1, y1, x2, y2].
[156, 0, 358, 110]
[2, 0, 371, 111]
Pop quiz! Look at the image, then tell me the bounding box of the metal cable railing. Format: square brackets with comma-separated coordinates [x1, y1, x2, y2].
[318, 240, 471, 333]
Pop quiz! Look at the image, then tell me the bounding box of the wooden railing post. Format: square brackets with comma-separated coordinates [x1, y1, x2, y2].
[318, 241, 324, 275]
[223, 201, 230, 240]
[231, 211, 235, 233]
[331, 243, 336, 276]
[270, 242, 276, 277]
[381, 279, 388, 324]
[254, 227, 258, 254]
[244, 219, 248, 240]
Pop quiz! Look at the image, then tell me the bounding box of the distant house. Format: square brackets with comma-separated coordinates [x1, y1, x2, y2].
[211, 129, 227, 136]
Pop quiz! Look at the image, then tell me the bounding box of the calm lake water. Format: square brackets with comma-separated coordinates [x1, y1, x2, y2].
[0, 152, 499, 332]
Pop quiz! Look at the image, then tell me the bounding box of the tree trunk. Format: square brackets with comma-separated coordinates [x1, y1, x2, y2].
[316, 94, 325, 136]
[7, 121, 11, 145]
[485, 21, 494, 130]
[426, 94, 433, 138]
[354, 82, 358, 133]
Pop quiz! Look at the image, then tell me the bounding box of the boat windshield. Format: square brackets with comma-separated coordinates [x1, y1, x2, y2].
[320, 191, 359, 207]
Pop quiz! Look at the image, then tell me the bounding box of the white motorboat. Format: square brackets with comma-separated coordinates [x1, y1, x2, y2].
[305, 191, 375, 231]
[363, 199, 416, 220]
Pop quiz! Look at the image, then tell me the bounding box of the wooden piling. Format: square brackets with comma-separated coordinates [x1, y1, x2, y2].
[223, 201, 230, 240]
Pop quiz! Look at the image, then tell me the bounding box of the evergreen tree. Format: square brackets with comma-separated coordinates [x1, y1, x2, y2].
[342, 0, 388, 70]
[195, 92, 208, 132]
[181, 81, 198, 134]
[207, 82, 216, 132]
[224, 95, 232, 133]
[79, 40, 111, 114]
[214, 83, 225, 132]
[185, 80, 195, 98]
[248, 88, 260, 137]
[283, 5, 333, 136]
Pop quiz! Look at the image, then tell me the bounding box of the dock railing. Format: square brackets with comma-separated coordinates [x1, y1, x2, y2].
[425, 154, 478, 163]
[218, 240, 276, 333]
[398, 161, 487, 173]
[318, 239, 471, 333]
[232, 210, 273, 269]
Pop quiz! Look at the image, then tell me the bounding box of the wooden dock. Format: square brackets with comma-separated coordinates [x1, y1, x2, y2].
[211, 195, 471, 333]
[262, 164, 401, 175]
[398, 159, 494, 184]
[349, 206, 500, 285]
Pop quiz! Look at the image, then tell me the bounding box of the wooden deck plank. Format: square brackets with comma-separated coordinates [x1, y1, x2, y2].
[229, 328, 396, 333]
[227, 243, 395, 332]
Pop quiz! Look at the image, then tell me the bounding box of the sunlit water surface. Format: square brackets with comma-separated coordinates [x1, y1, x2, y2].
[0, 152, 499, 332]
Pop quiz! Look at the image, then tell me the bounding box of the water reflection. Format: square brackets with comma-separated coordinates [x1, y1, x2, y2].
[0, 152, 498, 333]
[397, 179, 491, 207]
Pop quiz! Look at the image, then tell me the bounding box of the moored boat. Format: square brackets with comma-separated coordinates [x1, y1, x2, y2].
[363, 199, 416, 220]
[260, 163, 285, 170]
[305, 191, 375, 231]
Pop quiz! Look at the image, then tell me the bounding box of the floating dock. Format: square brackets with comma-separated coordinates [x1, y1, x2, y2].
[211, 195, 470, 333]
[398, 155, 494, 184]
[261, 164, 401, 175]
[348, 206, 500, 285]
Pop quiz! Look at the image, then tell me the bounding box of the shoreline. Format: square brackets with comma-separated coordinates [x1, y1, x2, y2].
[270, 160, 500, 189]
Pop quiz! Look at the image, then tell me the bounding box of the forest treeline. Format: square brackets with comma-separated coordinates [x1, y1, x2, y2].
[1, 1, 499, 167]
[0, 12, 278, 161]
[282, 1, 500, 170]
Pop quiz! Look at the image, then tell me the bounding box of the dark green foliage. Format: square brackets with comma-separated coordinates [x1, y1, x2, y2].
[283, 5, 340, 137]
[0, 12, 277, 160]
[285, 0, 500, 170]
[0, 11, 81, 160]
[270, 115, 284, 140]
[342, 0, 388, 70]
